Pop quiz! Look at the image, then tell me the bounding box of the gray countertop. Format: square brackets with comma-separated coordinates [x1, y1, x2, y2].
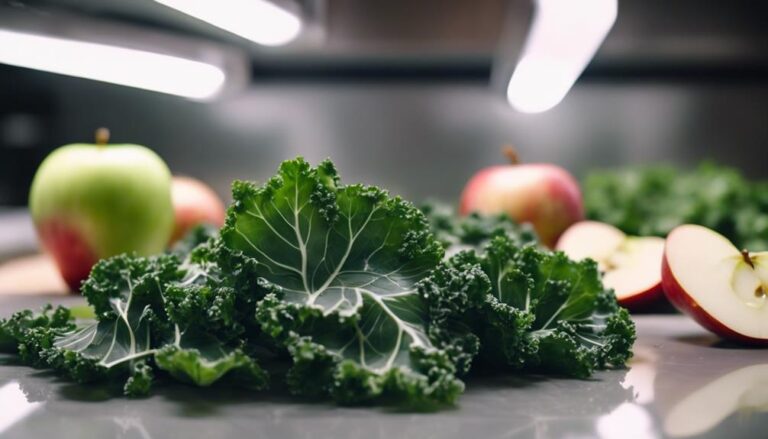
[0, 295, 765, 439]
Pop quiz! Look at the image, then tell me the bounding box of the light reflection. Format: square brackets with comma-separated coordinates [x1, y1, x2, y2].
[114, 416, 153, 439]
[664, 363, 768, 437]
[596, 402, 657, 439]
[621, 344, 659, 404]
[0, 381, 44, 435]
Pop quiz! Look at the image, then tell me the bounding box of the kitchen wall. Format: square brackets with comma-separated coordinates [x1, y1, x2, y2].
[2, 69, 767, 205]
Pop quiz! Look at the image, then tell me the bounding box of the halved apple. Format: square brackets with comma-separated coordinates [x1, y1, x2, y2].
[662, 224, 768, 345]
[557, 221, 665, 310]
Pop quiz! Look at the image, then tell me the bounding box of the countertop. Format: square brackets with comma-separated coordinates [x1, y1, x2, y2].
[0, 295, 766, 439]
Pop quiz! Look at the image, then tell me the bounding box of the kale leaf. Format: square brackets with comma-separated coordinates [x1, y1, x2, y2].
[45, 254, 182, 396]
[421, 235, 635, 378]
[420, 201, 538, 256]
[584, 162, 768, 250]
[0, 304, 75, 366]
[155, 329, 268, 389]
[11, 249, 269, 397]
[223, 158, 468, 405]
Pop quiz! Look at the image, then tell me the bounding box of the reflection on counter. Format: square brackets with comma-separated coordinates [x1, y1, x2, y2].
[587, 343, 663, 439]
[113, 416, 153, 439]
[664, 364, 768, 437]
[2, 313, 768, 439]
[592, 343, 661, 439]
[0, 381, 44, 434]
[622, 344, 659, 405]
[596, 402, 656, 439]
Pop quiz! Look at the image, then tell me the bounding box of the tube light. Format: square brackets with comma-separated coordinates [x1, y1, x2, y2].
[154, 0, 302, 47]
[0, 29, 226, 100]
[506, 0, 617, 113]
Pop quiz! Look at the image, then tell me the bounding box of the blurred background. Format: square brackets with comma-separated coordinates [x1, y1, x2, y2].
[0, 0, 767, 286]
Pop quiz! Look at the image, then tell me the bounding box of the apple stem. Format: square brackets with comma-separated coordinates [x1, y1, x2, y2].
[503, 146, 520, 165]
[95, 127, 110, 147]
[741, 249, 755, 269]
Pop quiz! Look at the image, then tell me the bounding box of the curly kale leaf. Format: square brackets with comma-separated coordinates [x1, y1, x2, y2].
[0, 304, 75, 366]
[420, 201, 538, 256]
[80, 253, 182, 321]
[45, 254, 182, 395]
[422, 236, 635, 378]
[164, 238, 264, 344]
[155, 329, 268, 389]
[169, 224, 219, 259]
[46, 250, 269, 397]
[160, 239, 270, 389]
[584, 162, 768, 249]
[223, 158, 467, 405]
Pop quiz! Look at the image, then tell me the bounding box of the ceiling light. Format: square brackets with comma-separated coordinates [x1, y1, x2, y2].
[154, 0, 302, 47]
[507, 0, 617, 113]
[0, 29, 226, 100]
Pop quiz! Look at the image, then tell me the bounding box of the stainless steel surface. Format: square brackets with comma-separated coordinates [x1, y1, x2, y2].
[0, 296, 765, 438]
[0, 210, 36, 261]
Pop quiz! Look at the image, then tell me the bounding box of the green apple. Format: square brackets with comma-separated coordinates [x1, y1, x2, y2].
[29, 129, 174, 291]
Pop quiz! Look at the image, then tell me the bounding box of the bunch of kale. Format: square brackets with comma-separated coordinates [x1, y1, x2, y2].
[0, 158, 634, 407]
[585, 162, 768, 250]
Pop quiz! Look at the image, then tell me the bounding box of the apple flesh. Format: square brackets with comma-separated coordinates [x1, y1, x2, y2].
[29, 130, 174, 291]
[557, 221, 665, 310]
[459, 149, 583, 247]
[662, 224, 768, 344]
[170, 176, 226, 243]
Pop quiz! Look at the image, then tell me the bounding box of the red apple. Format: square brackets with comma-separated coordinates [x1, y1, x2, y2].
[459, 148, 583, 247]
[557, 221, 665, 310]
[170, 176, 226, 243]
[662, 224, 768, 345]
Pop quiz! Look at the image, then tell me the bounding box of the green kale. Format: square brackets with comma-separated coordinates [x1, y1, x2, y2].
[169, 224, 219, 259]
[1, 157, 638, 407]
[35, 250, 268, 397]
[159, 240, 270, 390]
[155, 329, 268, 390]
[46, 254, 183, 395]
[421, 235, 635, 378]
[223, 158, 469, 406]
[0, 304, 75, 366]
[163, 238, 264, 345]
[584, 162, 768, 249]
[420, 201, 538, 255]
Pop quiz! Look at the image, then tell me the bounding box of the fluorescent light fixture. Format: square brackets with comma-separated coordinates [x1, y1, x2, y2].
[154, 0, 302, 46]
[0, 29, 226, 100]
[506, 0, 617, 113]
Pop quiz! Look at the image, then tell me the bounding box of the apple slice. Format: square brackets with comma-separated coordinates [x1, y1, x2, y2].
[557, 221, 665, 310]
[662, 224, 768, 345]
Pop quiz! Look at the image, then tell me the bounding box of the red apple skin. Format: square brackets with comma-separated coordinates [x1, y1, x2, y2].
[618, 282, 665, 312]
[37, 220, 97, 291]
[661, 251, 768, 346]
[170, 176, 226, 243]
[460, 164, 583, 247]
